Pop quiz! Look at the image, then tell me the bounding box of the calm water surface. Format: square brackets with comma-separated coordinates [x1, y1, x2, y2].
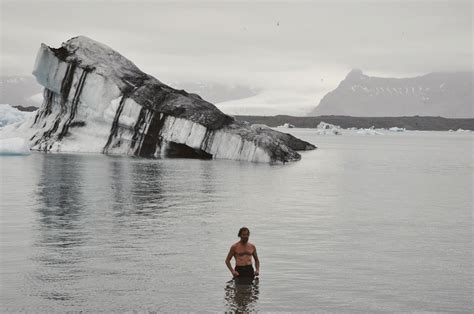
[1, 130, 472, 312]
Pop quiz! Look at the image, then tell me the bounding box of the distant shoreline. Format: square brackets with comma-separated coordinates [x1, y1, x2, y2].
[234, 115, 474, 131]
[14, 105, 473, 131]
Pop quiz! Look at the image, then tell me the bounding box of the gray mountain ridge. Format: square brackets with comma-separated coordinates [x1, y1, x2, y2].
[0, 76, 259, 108]
[309, 69, 473, 118]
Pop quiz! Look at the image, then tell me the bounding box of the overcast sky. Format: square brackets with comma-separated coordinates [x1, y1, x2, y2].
[1, 0, 472, 114]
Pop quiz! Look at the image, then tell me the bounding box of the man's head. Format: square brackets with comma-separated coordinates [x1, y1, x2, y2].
[238, 227, 250, 243]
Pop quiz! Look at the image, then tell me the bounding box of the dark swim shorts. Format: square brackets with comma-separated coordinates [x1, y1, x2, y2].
[235, 265, 255, 278]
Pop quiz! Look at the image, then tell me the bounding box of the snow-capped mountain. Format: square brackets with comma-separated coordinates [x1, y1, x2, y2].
[309, 69, 473, 118]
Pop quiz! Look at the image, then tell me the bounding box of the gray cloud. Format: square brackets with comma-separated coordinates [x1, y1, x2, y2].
[1, 0, 471, 113]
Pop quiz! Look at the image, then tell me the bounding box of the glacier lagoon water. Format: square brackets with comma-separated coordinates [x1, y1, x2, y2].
[0, 129, 472, 312]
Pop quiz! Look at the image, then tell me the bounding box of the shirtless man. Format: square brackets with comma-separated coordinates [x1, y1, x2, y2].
[225, 227, 260, 279]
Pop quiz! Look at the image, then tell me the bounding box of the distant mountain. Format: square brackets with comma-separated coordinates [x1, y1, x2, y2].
[0, 76, 259, 108]
[0, 76, 43, 107]
[168, 81, 259, 104]
[309, 70, 473, 118]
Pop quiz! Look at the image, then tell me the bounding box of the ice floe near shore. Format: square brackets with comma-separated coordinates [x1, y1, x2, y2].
[315, 122, 341, 135]
[356, 126, 384, 135]
[455, 128, 472, 133]
[0, 137, 31, 155]
[0, 104, 36, 127]
[278, 122, 295, 128]
[388, 127, 406, 132]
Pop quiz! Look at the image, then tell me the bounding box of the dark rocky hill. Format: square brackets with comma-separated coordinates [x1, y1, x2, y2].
[235, 115, 474, 131]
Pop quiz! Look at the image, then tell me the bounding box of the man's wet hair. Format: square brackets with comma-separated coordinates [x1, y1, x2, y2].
[238, 227, 250, 237]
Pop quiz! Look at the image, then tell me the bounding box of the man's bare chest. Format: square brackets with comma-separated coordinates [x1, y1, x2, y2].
[234, 245, 254, 257]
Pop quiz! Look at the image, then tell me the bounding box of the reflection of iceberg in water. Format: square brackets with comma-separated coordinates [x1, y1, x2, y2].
[224, 278, 260, 312]
[30, 154, 86, 302]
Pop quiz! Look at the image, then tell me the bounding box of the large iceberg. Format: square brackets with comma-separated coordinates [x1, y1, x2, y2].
[6, 36, 315, 162]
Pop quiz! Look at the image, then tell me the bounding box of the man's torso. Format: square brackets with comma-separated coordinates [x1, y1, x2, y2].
[233, 242, 255, 266]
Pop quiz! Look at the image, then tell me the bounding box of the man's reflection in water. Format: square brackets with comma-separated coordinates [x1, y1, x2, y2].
[224, 278, 260, 312]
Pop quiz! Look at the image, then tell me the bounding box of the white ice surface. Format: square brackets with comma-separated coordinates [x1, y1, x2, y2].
[0, 137, 30, 155]
[0, 104, 35, 127]
[356, 127, 384, 135]
[315, 121, 341, 135]
[389, 127, 406, 132]
[159, 116, 271, 162]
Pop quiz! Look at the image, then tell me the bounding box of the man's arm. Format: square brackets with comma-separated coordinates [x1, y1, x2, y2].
[253, 246, 260, 276]
[225, 245, 239, 277]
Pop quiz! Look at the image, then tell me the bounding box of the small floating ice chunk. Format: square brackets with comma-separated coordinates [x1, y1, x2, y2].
[316, 121, 341, 135]
[0, 137, 31, 155]
[389, 127, 406, 132]
[356, 126, 383, 135]
[279, 123, 295, 128]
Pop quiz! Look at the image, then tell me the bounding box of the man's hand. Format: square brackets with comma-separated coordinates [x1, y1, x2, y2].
[254, 270, 259, 277]
[232, 270, 240, 277]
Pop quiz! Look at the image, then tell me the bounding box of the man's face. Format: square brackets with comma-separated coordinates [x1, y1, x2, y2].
[240, 230, 249, 243]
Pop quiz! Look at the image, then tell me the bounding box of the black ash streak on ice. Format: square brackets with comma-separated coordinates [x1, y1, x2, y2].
[29, 36, 315, 163]
[103, 91, 131, 154]
[58, 68, 88, 141]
